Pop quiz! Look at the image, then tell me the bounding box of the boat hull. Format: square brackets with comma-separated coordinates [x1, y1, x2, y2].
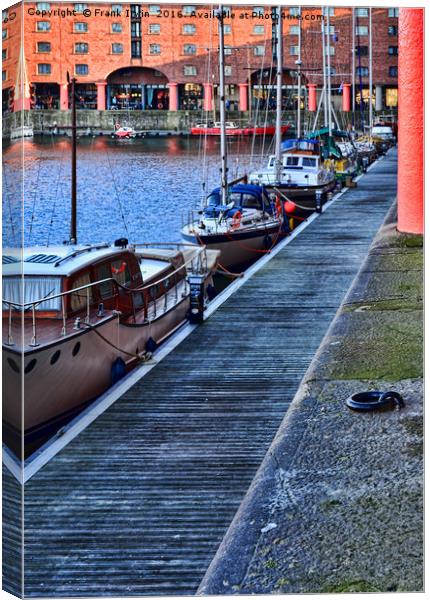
[3, 297, 189, 436]
[190, 125, 290, 136]
[182, 223, 282, 270]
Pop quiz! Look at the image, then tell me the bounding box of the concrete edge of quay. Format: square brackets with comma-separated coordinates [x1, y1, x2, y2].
[197, 200, 423, 595]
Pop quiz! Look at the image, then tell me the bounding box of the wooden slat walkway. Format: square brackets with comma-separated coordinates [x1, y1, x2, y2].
[4, 150, 397, 597]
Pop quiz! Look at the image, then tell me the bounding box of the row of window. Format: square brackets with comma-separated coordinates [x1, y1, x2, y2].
[355, 66, 398, 77]
[32, 20, 400, 38]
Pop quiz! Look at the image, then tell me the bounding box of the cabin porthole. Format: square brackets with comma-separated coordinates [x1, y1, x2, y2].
[7, 357, 20, 374]
[25, 359, 37, 374]
[72, 342, 81, 357]
[50, 350, 61, 365]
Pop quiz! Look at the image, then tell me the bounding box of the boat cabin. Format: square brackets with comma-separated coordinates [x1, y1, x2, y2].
[2, 243, 186, 322]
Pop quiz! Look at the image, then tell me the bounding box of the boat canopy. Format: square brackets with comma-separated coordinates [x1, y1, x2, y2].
[204, 184, 274, 218]
[281, 138, 320, 153]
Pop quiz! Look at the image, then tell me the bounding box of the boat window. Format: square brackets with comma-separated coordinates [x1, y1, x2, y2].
[2, 276, 62, 311]
[268, 156, 275, 168]
[70, 272, 93, 312]
[111, 259, 131, 286]
[96, 262, 114, 299]
[302, 157, 316, 167]
[285, 156, 300, 166]
[229, 192, 242, 207]
[207, 192, 220, 207]
[262, 193, 272, 211]
[242, 193, 261, 210]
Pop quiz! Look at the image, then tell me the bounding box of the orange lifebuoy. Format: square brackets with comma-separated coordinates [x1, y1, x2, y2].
[111, 261, 127, 275]
[230, 210, 242, 231]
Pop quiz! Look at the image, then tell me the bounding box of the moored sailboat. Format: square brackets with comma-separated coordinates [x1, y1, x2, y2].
[181, 5, 285, 270]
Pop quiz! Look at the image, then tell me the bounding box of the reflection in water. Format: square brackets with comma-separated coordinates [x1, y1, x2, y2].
[2, 135, 279, 248]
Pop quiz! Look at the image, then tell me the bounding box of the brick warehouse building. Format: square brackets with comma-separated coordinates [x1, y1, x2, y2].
[2, 2, 399, 115]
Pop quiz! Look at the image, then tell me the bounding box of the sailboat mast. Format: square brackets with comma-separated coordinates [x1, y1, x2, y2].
[275, 5, 283, 183]
[70, 75, 77, 244]
[326, 9, 333, 135]
[369, 7, 373, 131]
[351, 7, 356, 128]
[321, 8, 328, 127]
[217, 4, 228, 205]
[296, 7, 302, 138]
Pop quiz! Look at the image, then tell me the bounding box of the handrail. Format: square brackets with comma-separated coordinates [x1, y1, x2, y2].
[2, 245, 208, 310]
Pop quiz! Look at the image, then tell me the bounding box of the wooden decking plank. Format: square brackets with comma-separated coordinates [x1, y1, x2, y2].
[5, 151, 398, 597]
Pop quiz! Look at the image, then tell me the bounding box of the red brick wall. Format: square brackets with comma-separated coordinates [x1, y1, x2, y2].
[2, 3, 398, 92]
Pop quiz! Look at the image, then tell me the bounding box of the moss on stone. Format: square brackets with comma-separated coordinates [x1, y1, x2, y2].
[322, 580, 381, 593]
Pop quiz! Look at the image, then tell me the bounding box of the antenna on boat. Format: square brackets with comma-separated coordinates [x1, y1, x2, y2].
[321, 7, 328, 128]
[67, 71, 77, 244]
[351, 7, 356, 129]
[216, 4, 228, 205]
[274, 5, 283, 184]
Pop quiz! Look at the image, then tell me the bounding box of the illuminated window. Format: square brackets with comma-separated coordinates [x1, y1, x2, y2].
[388, 8, 399, 18]
[386, 88, 398, 107]
[38, 63, 51, 74]
[148, 5, 161, 15]
[37, 21, 51, 31]
[75, 64, 89, 75]
[254, 45, 265, 56]
[149, 23, 160, 34]
[253, 25, 264, 35]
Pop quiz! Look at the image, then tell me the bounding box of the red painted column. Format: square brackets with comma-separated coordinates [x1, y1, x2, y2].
[168, 82, 178, 111]
[60, 83, 69, 110]
[203, 83, 213, 112]
[342, 83, 351, 112]
[239, 83, 248, 111]
[397, 8, 423, 234]
[96, 82, 107, 111]
[308, 84, 317, 112]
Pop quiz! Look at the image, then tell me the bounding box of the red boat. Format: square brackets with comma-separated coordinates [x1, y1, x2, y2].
[190, 121, 290, 136]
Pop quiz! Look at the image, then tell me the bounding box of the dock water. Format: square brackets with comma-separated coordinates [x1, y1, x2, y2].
[3, 150, 397, 597]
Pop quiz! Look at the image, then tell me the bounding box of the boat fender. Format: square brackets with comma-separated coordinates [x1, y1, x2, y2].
[111, 357, 126, 385]
[230, 210, 242, 231]
[145, 337, 157, 353]
[283, 199, 297, 215]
